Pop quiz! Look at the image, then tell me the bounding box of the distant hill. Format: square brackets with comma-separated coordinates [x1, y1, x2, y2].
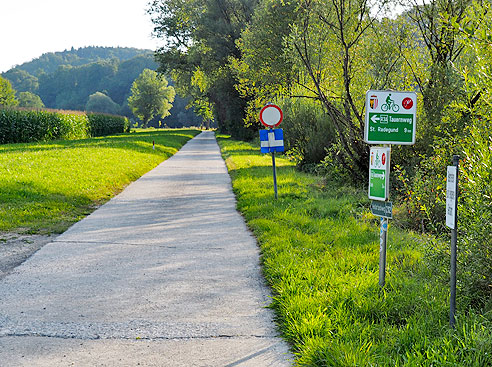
[6, 46, 149, 78]
[1, 46, 203, 128]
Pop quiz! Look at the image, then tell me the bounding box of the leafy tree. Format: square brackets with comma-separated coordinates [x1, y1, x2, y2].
[18, 92, 44, 108]
[403, 0, 471, 151]
[164, 94, 205, 128]
[128, 69, 175, 128]
[0, 76, 18, 107]
[232, 0, 300, 130]
[85, 92, 120, 115]
[239, 0, 402, 176]
[148, 0, 258, 139]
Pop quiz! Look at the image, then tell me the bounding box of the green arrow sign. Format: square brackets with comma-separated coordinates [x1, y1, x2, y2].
[365, 91, 417, 145]
[369, 147, 391, 201]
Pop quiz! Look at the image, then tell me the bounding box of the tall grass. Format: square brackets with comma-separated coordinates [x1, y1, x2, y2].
[0, 129, 200, 234]
[217, 135, 492, 366]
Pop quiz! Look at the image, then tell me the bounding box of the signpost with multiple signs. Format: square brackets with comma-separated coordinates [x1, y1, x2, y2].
[365, 90, 417, 288]
[365, 90, 461, 327]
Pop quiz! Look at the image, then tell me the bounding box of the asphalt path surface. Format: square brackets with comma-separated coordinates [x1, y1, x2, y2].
[0, 131, 292, 366]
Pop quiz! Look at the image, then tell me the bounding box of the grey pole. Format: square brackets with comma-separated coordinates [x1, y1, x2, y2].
[379, 216, 388, 287]
[379, 144, 390, 288]
[450, 155, 460, 327]
[272, 151, 278, 200]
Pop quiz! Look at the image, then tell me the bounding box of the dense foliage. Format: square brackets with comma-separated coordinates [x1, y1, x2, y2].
[148, 0, 257, 139]
[1, 47, 203, 128]
[0, 108, 128, 144]
[18, 91, 44, 109]
[0, 76, 18, 107]
[3, 46, 146, 78]
[87, 113, 129, 138]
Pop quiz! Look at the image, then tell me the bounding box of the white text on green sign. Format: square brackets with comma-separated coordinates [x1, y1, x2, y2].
[364, 90, 417, 145]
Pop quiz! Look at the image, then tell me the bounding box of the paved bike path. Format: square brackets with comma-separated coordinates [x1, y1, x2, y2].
[0, 131, 292, 366]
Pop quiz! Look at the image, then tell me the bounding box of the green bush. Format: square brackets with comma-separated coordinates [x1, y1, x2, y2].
[278, 97, 336, 170]
[0, 108, 129, 144]
[457, 121, 492, 309]
[88, 113, 129, 137]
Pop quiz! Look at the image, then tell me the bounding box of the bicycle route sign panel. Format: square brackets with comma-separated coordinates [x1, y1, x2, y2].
[364, 90, 417, 145]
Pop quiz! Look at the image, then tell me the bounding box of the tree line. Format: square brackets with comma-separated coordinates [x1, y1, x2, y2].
[1, 47, 203, 128]
[148, 0, 492, 312]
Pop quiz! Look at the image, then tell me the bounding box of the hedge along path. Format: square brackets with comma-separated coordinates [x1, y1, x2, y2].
[0, 129, 200, 234]
[0, 108, 129, 144]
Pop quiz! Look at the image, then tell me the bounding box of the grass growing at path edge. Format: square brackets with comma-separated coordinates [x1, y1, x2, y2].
[0, 129, 200, 234]
[217, 135, 492, 367]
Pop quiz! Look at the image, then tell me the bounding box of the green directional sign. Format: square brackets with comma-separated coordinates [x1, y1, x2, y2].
[369, 147, 391, 201]
[365, 90, 417, 145]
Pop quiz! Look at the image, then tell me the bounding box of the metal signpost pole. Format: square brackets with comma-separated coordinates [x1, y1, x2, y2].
[450, 155, 459, 328]
[365, 90, 417, 288]
[379, 217, 388, 287]
[379, 144, 390, 288]
[272, 150, 278, 200]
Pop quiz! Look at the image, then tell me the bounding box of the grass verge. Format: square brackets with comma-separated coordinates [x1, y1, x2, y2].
[0, 129, 200, 234]
[217, 135, 492, 367]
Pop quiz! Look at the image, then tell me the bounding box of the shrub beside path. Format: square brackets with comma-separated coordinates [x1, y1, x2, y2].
[0, 131, 292, 366]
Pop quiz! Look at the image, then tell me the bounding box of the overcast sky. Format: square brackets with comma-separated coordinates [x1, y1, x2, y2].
[0, 0, 160, 73]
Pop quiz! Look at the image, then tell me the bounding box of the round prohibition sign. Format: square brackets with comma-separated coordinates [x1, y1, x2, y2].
[259, 104, 283, 128]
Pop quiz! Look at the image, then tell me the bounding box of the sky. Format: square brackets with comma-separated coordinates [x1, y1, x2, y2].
[0, 0, 161, 73]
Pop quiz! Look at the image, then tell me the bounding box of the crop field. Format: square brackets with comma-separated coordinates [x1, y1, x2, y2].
[217, 135, 492, 367]
[0, 129, 200, 234]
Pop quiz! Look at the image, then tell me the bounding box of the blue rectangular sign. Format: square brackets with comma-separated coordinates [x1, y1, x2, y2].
[260, 129, 284, 153]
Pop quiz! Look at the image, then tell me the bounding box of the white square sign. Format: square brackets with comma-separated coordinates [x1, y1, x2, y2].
[446, 166, 457, 229]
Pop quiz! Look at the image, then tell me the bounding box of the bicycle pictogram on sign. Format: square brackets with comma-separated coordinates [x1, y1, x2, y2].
[381, 94, 400, 112]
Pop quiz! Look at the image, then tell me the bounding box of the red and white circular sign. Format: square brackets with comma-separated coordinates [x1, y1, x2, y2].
[259, 104, 283, 128]
[402, 97, 414, 110]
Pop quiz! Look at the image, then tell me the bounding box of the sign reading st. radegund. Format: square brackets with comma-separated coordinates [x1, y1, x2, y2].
[364, 90, 417, 145]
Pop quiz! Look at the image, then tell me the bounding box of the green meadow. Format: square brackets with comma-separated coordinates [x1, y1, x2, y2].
[217, 135, 492, 367]
[0, 129, 200, 234]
